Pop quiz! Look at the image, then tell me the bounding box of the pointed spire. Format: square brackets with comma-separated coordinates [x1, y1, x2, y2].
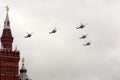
[4, 6, 10, 29]
[1, 6, 13, 51]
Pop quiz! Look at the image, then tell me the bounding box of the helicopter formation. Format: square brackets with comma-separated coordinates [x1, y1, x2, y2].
[24, 23, 92, 46]
[76, 23, 91, 46]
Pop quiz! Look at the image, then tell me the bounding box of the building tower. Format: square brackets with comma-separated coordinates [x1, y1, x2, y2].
[19, 58, 31, 80]
[0, 6, 20, 80]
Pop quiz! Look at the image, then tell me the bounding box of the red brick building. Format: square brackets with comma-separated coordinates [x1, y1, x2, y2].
[0, 7, 31, 80]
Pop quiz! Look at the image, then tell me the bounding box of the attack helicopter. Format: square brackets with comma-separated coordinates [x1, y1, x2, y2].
[25, 32, 33, 38]
[49, 27, 57, 34]
[79, 34, 88, 39]
[83, 42, 91, 46]
[76, 23, 87, 29]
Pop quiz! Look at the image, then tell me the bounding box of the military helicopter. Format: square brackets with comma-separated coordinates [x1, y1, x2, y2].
[49, 27, 57, 34]
[79, 34, 88, 39]
[83, 41, 91, 46]
[25, 32, 33, 38]
[76, 23, 87, 29]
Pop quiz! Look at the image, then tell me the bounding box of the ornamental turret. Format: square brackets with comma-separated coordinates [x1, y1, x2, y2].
[20, 58, 31, 80]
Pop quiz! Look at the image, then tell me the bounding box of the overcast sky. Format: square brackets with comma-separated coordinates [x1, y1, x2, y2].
[0, 0, 120, 80]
